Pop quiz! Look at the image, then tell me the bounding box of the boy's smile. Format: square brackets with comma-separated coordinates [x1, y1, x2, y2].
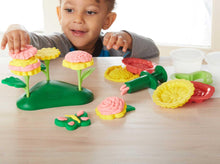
[71, 30, 87, 37]
[57, 0, 116, 54]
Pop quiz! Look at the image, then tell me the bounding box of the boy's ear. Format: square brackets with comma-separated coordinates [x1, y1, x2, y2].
[102, 12, 117, 30]
[56, 6, 61, 23]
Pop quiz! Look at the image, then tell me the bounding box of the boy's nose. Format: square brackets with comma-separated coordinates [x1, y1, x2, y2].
[73, 14, 84, 24]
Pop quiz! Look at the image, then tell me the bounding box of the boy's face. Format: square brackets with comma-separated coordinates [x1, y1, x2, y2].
[57, 0, 116, 51]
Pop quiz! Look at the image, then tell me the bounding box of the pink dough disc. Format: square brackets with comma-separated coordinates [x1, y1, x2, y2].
[64, 50, 92, 63]
[9, 45, 38, 60]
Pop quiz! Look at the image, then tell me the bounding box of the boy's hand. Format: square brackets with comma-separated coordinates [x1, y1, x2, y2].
[1, 24, 30, 54]
[103, 31, 132, 52]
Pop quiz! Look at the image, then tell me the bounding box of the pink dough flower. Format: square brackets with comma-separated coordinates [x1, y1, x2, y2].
[95, 97, 127, 120]
[63, 50, 95, 91]
[63, 50, 93, 70]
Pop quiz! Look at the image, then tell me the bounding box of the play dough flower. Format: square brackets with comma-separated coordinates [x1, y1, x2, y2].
[36, 47, 60, 60]
[35, 47, 61, 81]
[9, 57, 41, 76]
[63, 50, 95, 91]
[104, 65, 139, 82]
[5, 45, 41, 97]
[9, 45, 37, 60]
[95, 97, 127, 120]
[152, 79, 195, 109]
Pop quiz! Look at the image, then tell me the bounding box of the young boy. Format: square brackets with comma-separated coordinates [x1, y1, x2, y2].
[1, 0, 159, 58]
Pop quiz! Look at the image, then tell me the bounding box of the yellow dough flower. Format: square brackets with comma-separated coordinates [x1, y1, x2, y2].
[36, 47, 61, 60]
[104, 66, 139, 82]
[153, 79, 195, 109]
[9, 57, 39, 67]
[9, 56, 41, 76]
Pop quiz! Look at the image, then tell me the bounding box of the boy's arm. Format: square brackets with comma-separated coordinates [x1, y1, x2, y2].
[103, 31, 132, 52]
[103, 31, 159, 59]
[29, 32, 72, 57]
[127, 31, 160, 59]
[1, 24, 30, 54]
[0, 24, 72, 56]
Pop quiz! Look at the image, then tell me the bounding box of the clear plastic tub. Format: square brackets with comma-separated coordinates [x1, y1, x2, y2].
[205, 52, 220, 74]
[205, 52, 220, 96]
[170, 48, 204, 73]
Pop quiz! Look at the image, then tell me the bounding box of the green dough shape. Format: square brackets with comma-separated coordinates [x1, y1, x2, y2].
[17, 80, 94, 110]
[55, 111, 91, 131]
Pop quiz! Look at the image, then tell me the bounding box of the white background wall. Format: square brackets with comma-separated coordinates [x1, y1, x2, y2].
[43, 0, 61, 34]
[1, 0, 219, 56]
[42, 0, 220, 56]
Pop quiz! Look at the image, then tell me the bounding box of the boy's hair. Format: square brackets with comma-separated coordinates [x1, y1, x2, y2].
[59, 0, 115, 11]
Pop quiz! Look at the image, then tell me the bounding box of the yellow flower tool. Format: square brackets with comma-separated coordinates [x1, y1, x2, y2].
[153, 79, 195, 109]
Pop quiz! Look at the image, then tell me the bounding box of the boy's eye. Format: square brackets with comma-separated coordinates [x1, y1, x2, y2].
[87, 11, 96, 15]
[65, 9, 74, 13]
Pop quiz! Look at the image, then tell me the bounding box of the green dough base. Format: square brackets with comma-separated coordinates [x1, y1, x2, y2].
[17, 80, 94, 111]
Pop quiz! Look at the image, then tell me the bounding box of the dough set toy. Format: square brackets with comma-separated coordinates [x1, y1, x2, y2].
[1, 45, 216, 114]
[2, 46, 95, 110]
[1, 44, 217, 135]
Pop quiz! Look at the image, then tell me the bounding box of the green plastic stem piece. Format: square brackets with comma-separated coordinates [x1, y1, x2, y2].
[151, 65, 168, 83]
[125, 71, 158, 93]
[77, 70, 82, 91]
[24, 76, 30, 98]
[44, 60, 50, 81]
[124, 65, 168, 93]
